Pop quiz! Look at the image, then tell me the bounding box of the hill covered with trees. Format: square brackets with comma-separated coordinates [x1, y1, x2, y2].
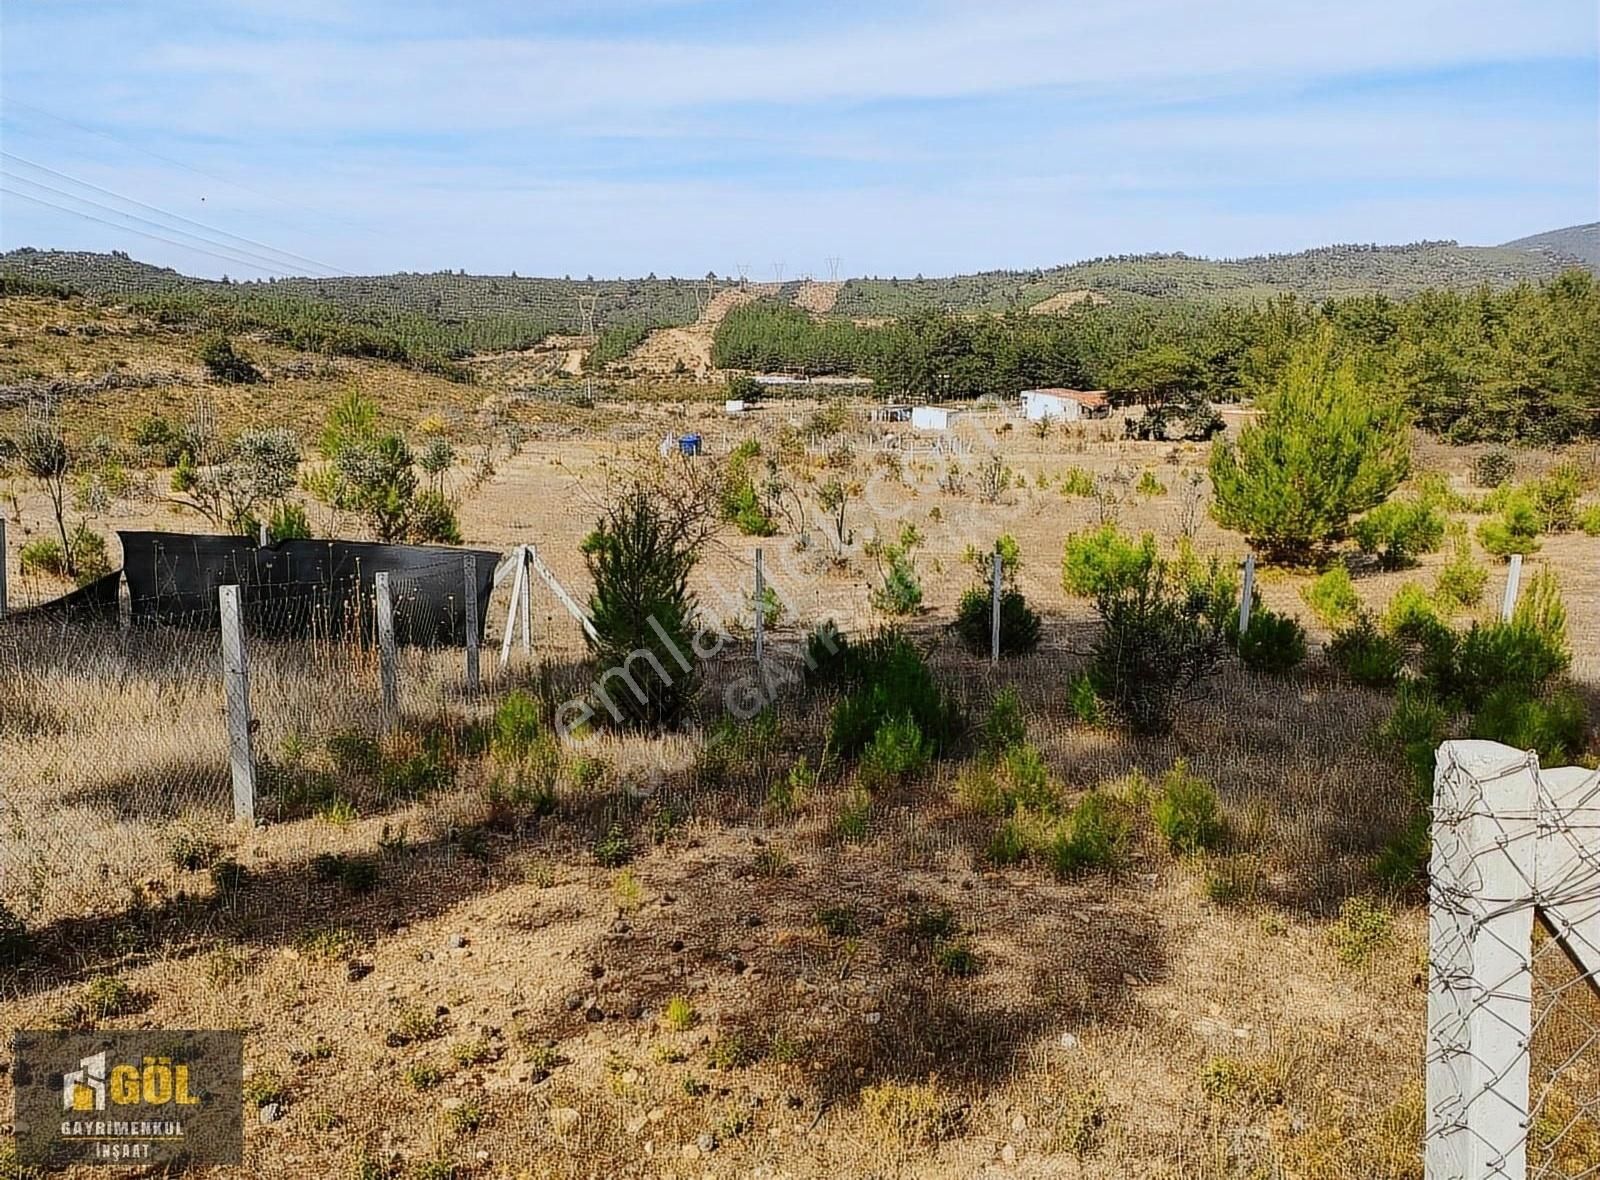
[1501, 222, 1600, 270]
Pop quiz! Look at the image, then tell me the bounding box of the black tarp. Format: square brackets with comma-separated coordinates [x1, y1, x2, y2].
[118, 532, 500, 646]
[7, 569, 122, 625]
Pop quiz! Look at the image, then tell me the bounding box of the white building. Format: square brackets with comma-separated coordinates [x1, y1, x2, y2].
[911, 406, 955, 431]
[1021, 388, 1111, 421]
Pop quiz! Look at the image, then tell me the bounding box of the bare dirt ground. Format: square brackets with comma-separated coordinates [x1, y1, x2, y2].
[4, 300, 1599, 1176]
[616, 287, 763, 381]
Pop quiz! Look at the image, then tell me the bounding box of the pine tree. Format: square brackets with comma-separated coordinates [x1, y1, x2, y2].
[1210, 328, 1409, 560]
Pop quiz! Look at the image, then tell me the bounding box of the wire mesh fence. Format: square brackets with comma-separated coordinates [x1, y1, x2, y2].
[1427, 740, 1600, 1179]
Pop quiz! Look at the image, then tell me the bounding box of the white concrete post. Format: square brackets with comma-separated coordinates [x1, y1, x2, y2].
[0, 517, 8, 620]
[499, 546, 527, 671]
[374, 571, 398, 728]
[1500, 554, 1523, 622]
[1428, 740, 1540, 1180]
[753, 548, 765, 674]
[218, 585, 256, 823]
[258, 519, 269, 547]
[990, 550, 1003, 664]
[1238, 553, 1255, 636]
[463, 554, 480, 696]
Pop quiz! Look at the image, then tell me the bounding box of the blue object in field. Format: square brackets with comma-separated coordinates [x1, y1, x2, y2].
[679, 434, 702, 456]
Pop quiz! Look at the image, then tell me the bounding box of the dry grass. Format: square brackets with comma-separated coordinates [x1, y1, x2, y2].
[6, 294, 1600, 1175]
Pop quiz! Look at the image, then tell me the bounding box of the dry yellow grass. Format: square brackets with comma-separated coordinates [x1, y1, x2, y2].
[6, 293, 1600, 1177]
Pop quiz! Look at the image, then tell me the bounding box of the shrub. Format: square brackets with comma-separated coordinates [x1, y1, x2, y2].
[860, 1080, 950, 1145]
[1235, 608, 1306, 674]
[859, 715, 931, 789]
[267, 501, 312, 541]
[1136, 470, 1166, 497]
[662, 996, 698, 1032]
[1580, 504, 1600, 537]
[1434, 524, 1486, 611]
[982, 686, 1026, 756]
[1047, 794, 1129, 876]
[1068, 674, 1101, 724]
[198, 333, 261, 384]
[492, 691, 544, 761]
[1382, 583, 1444, 643]
[582, 488, 701, 729]
[1062, 525, 1155, 598]
[1470, 684, 1587, 764]
[1328, 897, 1393, 967]
[955, 586, 1041, 656]
[1425, 571, 1569, 707]
[1533, 463, 1585, 532]
[1327, 615, 1404, 688]
[1059, 467, 1096, 498]
[966, 534, 1022, 582]
[1352, 497, 1445, 569]
[1209, 329, 1409, 560]
[20, 525, 110, 585]
[1472, 448, 1515, 489]
[958, 742, 1057, 816]
[836, 785, 872, 841]
[1087, 554, 1232, 733]
[1303, 564, 1360, 628]
[18, 536, 65, 577]
[1373, 812, 1431, 887]
[826, 633, 959, 760]
[870, 526, 923, 616]
[409, 489, 461, 544]
[1477, 488, 1542, 559]
[1384, 682, 1450, 797]
[1152, 760, 1225, 854]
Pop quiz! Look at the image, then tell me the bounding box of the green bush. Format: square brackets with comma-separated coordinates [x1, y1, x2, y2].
[20, 525, 111, 586]
[954, 586, 1041, 656]
[1383, 682, 1450, 797]
[267, 501, 312, 542]
[1087, 554, 1232, 733]
[1469, 684, 1587, 764]
[1352, 497, 1445, 569]
[1235, 608, 1306, 674]
[409, 489, 461, 544]
[581, 487, 701, 729]
[1061, 525, 1155, 598]
[1579, 504, 1600, 537]
[1532, 463, 1585, 532]
[1151, 760, 1225, 854]
[870, 526, 924, 616]
[1477, 488, 1542, 559]
[1434, 524, 1487, 611]
[1472, 449, 1515, 489]
[1382, 583, 1444, 643]
[1424, 570, 1569, 707]
[1326, 615, 1405, 688]
[982, 686, 1026, 756]
[1046, 794, 1129, 876]
[492, 691, 544, 761]
[1373, 812, 1431, 887]
[198, 333, 261, 384]
[1302, 564, 1360, 628]
[18, 536, 65, 577]
[859, 715, 931, 789]
[826, 632, 959, 761]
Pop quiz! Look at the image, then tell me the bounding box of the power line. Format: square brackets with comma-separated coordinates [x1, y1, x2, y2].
[1, 174, 318, 279]
[0, 96, 384, 243]
[1, 152, 346, 276]
[0, 187, 296, 279]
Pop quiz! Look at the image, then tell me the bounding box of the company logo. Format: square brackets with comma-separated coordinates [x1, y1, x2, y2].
[14, 1030, 243, 1168]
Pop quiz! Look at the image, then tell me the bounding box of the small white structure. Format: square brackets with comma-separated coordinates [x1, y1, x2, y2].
[724, 399, 747, 415]
[870, 404, 913, 423]
[1021, 388, 1111, 421]
[911, 406, 955, 431]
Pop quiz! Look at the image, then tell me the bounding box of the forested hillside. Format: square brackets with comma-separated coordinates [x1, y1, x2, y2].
[717, 271, 1600, 443]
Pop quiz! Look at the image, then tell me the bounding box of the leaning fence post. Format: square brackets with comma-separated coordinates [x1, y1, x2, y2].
[990, 550, 1003, 664]
[753, 548, 765, 675]
[463, 555, 480, 696]
[1238, 553, 1256, 635]
[0, 517, 8, 620]
[374, 571, 398, 728]
[1500, 553, 1523, 622]
[519, 546, 533, 660]
[218, 584, 256, 824]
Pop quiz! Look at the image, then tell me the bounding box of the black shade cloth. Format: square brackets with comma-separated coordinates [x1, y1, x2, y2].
[118, 531, 500, 646]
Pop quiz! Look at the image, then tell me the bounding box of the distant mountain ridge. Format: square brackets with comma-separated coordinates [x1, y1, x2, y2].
[1500, 222, 1600, 270]
[1, 230, 1593, 332]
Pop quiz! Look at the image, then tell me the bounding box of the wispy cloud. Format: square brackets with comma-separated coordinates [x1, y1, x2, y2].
[1, 0, 1594, 276]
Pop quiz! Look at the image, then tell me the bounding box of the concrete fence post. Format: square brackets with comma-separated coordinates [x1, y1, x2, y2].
[375, 571, 398, 728]
[218, 584, 256, 824]
[1501, 553, 1523, 622]
[990, 550, 1003, 664]
[519, 547, 533, 659]
[463, 554, 480, 696]
[753, 548, 765, 675]
[1238, 553, 1256, 636]
[258, 520, 269, 548]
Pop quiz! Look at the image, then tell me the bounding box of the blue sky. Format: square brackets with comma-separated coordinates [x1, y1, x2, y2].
[1, 0, 1596, 279]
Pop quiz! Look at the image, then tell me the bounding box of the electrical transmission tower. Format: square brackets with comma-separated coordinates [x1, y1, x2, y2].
[826, 256, 841, 281]
[771, 261, 785, 283]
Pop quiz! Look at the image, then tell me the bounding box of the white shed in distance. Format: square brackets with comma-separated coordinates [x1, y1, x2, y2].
[911, 406, 956, 431]
[1021, 388, 1111, 421]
